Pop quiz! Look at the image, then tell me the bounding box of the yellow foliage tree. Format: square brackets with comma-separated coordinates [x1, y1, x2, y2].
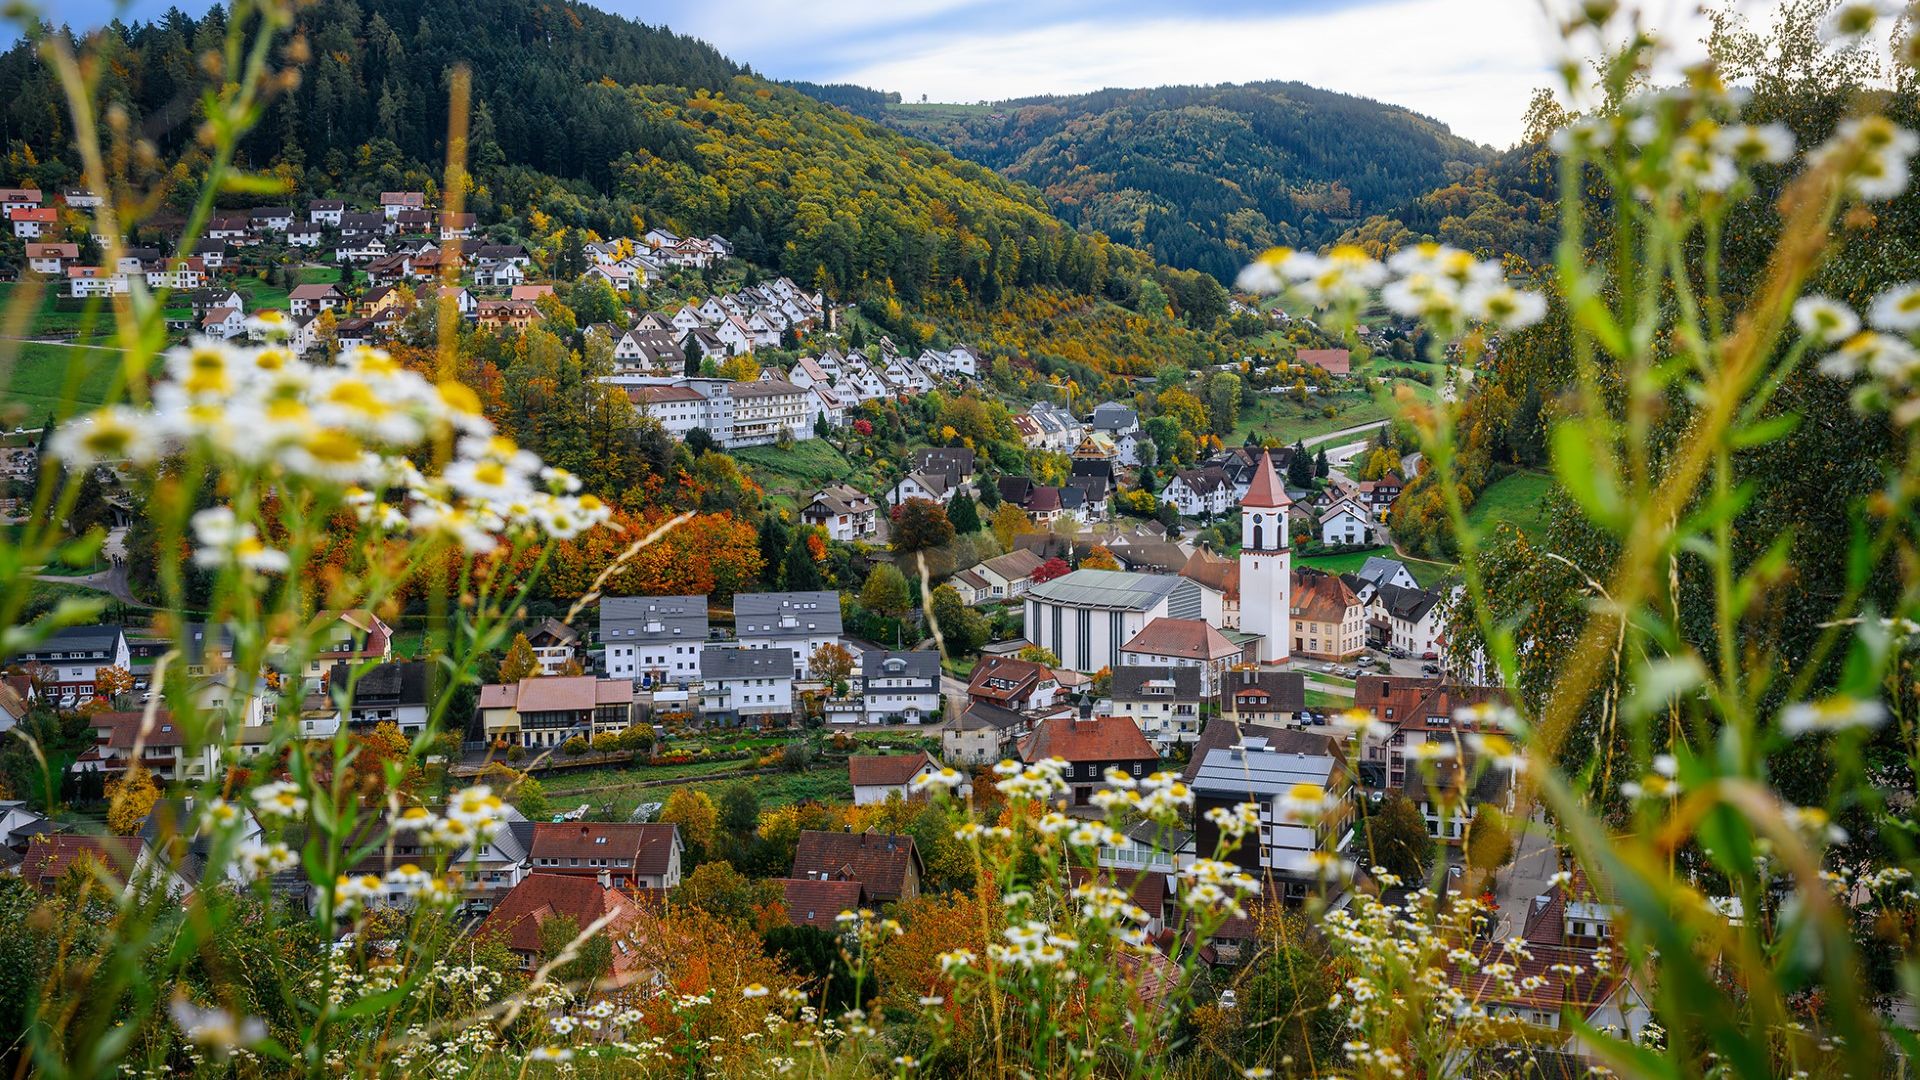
[661, 788, 719, 853]
[106, 768, 160, 836]
[716, 354, 760, 382]
[990, 503, 1031, 551]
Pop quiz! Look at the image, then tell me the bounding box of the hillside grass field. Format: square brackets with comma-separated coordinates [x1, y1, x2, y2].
[732, 439, 882, 512]
[1466, 470, 1555, 543]
[0, 340, 142, 416]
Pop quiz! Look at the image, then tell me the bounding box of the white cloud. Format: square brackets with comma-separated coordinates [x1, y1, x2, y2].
[670, 0, 1791, 149]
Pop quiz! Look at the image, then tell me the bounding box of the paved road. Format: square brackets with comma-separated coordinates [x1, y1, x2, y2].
[35, 557, 141, 606]
[1492, 810, 1559, 938]
[1301, 419, 1390, 450]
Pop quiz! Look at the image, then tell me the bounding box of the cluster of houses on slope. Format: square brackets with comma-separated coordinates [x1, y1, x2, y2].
[603, 275, 820, 364]
[606, 334, 983, 451]
[578, 228, 732, 293]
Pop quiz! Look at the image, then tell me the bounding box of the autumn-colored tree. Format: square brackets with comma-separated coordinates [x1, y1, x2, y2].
[627, 906, 800, 1056]
[92, 665, 134, 703]
[716, 354, 760, 382]
[1016, 644, 1061, 667]
[1030, 557, 1070, 584]
[661, 787, 719, 856]
[1154, 385, 1209, 436]
[499, 633, 539, 683]
[809, 642, 855, 693]
[891, 497, 954, 553]
[860, 563, 912, 617]
[673, 859, 786, 934]
[873, 887, 994, 1036]
[1080, 545, 1120, 571]
[105, 767, 159, 835]
[989, 502, 1031, 550]
[541, 509, 763, 602]
[340, 721, 413, 801]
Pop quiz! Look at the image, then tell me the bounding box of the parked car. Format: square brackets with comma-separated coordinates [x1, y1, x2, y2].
[1422, 663, 1442, 675]
[1421, 651, 1439, 660]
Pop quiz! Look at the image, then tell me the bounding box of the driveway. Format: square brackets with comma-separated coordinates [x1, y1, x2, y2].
[1491, 811, 1559, 937]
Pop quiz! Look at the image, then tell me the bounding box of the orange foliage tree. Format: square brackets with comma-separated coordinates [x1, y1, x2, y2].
[538, 509, 763, 602]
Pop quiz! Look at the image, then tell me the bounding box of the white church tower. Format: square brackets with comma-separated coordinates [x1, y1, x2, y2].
[1238, 448, 1293, 663]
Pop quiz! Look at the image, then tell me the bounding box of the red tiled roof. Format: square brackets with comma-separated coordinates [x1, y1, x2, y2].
[477, 872, 643, 971]
[1017, 715, 1157, 765]
[779, 878, 865, 929]
[19, 834, 145, 892]
[1179, 549, 1240, 602]
[847, 752, 936, 789]
[968, 656, 1053, 705]
[514, 675, 609, 713]
[1242, 448, 1290, 508]
[790, 831, 921, 902]
[1290, 568, 1361, 624]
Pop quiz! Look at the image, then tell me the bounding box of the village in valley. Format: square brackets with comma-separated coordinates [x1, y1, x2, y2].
[8, 0, 1908, 1070]
[0, 172, 1631, 1049]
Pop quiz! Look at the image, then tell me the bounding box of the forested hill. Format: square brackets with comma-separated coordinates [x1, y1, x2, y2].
[850, 82, 1493, 282]
[1337, 135, 1558, 267]
[0, 0, 1232, 365]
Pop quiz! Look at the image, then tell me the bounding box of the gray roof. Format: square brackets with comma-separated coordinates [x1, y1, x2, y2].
[953, 700, 1025, 732]
[1111, 665, 1203, 701]
[1024, 569, 1189, 613]
[861, 650, 941, 685]
[1189, 741, 1338, 799]
[1090, 402, 1138, 431]
[1357, 556, 1411, 587]
[1374, 582, 1442, 624]
[701, 647, 795, 680]
[21, 623, 124, 657]
[734, 591, 843, 638]
[600, 595, 709, 645]
[1220, 668, 1307, 713]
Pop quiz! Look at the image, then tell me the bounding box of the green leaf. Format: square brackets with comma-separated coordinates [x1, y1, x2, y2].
[1729, 412, 1801, 449]
[1623, 654, 1707, 723]
[1551, 419, 1624, 530]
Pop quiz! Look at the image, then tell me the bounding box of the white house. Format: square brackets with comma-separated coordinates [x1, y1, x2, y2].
[1318, 499, 1373, 546]
[854, 651, 943, 724]
[849, 752, 940, 805]
[627, 384, 709, 439]
[700, 647, 794, 725]
[1023, 569, 1218, 674]
[1162, 468, 1235, 518]
[599, 595, 707, 685]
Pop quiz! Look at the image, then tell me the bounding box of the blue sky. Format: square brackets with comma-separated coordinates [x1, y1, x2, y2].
[39, 0, 1769, 147]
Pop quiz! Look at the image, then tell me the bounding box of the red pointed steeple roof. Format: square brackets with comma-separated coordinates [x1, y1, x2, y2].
[1242, 449, 1291, 508]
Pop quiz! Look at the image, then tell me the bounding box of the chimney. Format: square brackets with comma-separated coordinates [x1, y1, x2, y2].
[580, 825, 590, 838]
[597, 869, 611, 889]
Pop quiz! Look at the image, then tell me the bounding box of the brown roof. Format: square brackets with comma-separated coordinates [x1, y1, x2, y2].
[779, 877, 865, 929]
[1121, 618, 1242, 661]
[1352, 676, 1506, 735]
[513, 675, 624, 713]
[1179, 549, 1239, 601]
[288, 283, 343, 301]
[1242, 448, 1291, 508]
[1290, 568, 1361, 624]
[1017, 715, 1158, 766]
[92, 711, 190, 749]
[790, 831, 922, 903]
[967, 655, 1054, 705]
[847, 752, 936, 789]
[18, 834, 146, 892]
[1297, 348, 1351, 375]
[25, 242, 78, 258]
[529, 823, 680, 876]
[1457, 939, 1623, 1015]
[628, 384, 707, 405]
[477, 873, 643, 971]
